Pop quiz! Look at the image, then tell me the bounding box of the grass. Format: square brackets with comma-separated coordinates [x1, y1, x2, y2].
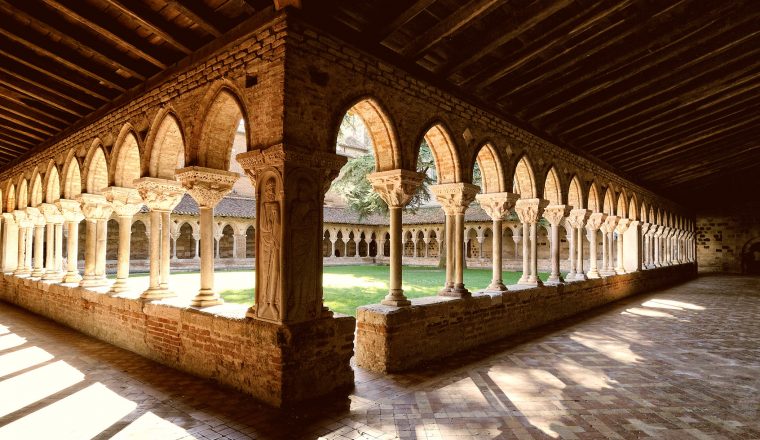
[120, 265, 550, 317]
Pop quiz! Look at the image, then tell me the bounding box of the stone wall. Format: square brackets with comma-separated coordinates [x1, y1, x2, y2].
[356, 264, 697, 373]
[697, 210, 760, 273]
[0, 275, 355, 407]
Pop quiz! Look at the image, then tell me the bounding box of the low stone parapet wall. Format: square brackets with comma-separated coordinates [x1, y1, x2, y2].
[356, 264, 697, 373]
[0, 275, 355, 407]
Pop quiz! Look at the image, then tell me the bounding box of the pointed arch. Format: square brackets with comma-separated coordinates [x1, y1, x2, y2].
[197, 88, 247, 170]
[29, 168, 43, 207]
[587, 182, 601, 212]
[83, 141, 108, 194]
[512, 155, 536, 198]
[337, 97, 401, 172]
[473, 142, 505, 193]
[61, 150, 82, 199]
[5, 182, 15, 212]
[656, 209, 663, 225]
[640, 201, 649, 222]
[616, 190, 628, 218]
[147, 110, 186, 179]
[543, 167, 561, 204]
[16, 177, 28, 209]
[628, 194, 639, 221]
[419, 122, 461, 184]
[44, 160, 61, 203]
[567, 175, 583, 209]
[111, 124, 142, 188]
[602, 187, 615, 215]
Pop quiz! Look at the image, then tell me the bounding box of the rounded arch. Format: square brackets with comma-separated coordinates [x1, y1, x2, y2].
[197, 87, 247, 170]
[146, 110, 186, 179]
[602, 187, 615, 215]
[616, 190, 628, 218]
[543, 167, 561, 204]
[43, 160, 61, 203]
[473, 142, 505, 193]
[83, 141, 108, 194]
[29, 169, 43, 207]
[111, 124, 142, 187]
[567, 175, 583, 209]
[417, 122, 461, 184]
[335, 97, 401, 172]
[512, 155, 536, 198]
[16, 177, 28, 209]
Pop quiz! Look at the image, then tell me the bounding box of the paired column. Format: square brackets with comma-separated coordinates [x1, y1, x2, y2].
[640, 222, 651, 268]
[584, 212, 607, 278]
[430, 183, 479, 297]
[176, 166, 239, 307]
[40, 204, 65, 280]
[566, 209, 590, 281]
[103, 187, 144, 294]
[1, 214, 18, 273]
[615, 218, 629, 274]
[477, 192, 520, 292]
[78, 194, 113, 287]
[365, 169, 424, 306]
[56, 199, 85, 283]
[135, 178, 187, 300]
[514, 198, 549, 286]
[13, 211, 31, 276]
[543, 205, 570, 284]
[26, 208, 46, 278]
[601, 216, 618, 275]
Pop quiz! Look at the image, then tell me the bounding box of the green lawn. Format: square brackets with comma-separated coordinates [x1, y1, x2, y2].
[121, 265, 549, 316]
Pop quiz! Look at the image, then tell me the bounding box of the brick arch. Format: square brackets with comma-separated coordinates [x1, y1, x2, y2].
[628, 193, 639, 220]
[16, 177, 28, 209]
[616, 190, 628, 218]
[650, 206, 657, 224]
[335, 97, 401, 172]
[29, 168, 43, 207]
[61, 150, 82, 199]
[656, 209, 663, 225]
[512, 155, 536, 198]
[640, 201, 649, 222]
[111, 124, 142, 188]
[197, 87, 247, 170]
[418, 122, 461, 184]
[473, 142, 505, 193]
[146, 109, 186, 179]
[567, 175, 583, 209]
[43, 160, 61, 203]
[587, 182, 601, 212]
[83, 140, 109, 194]
[543, 167, 562, 204]
[5, 182, 15, 212]
[602, 187, 615, 215]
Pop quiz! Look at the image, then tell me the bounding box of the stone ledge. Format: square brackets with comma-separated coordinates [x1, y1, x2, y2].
[356, 264, 697, 373]
[0, 274, 355, 407]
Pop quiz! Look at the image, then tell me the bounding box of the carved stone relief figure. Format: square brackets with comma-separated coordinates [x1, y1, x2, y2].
[288, 175, 320, 321]
[257, 176, 281, 321]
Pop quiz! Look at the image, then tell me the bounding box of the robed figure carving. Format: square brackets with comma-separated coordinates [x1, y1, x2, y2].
[288, 177, 320, 321]
[257, 178, 281, 321]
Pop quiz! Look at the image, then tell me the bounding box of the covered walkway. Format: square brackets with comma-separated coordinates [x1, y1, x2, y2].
[0, 275, 757, 439]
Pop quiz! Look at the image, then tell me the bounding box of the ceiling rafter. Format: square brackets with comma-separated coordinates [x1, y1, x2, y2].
[376, 0, 437, 41]
[0, 109, 57, 136]
[102, 0, 197, 54]
[166, 0, 224, 38]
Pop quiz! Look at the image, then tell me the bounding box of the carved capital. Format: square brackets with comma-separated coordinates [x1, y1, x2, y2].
[102, 186, 144, 218]
[616, 218, 630, 234]
[134, 177, 186, 212]
[39, 203, 64, 224]
[366, 169, 425, 208]
[514, 198, 549, 224]
[604, 215, 619, 232]
[640, 222, 651, 235]
[77, 193, 113, 221]
[542, 204, 570, 226]
[56, 199, 85, 223]
[653, 225, 664, 237]
[175, 166, 239, 209]
[566, 208, 590, 229]
[430, 182, 480, 215]
[25, 207, 46, 226]
[2, 213, 17, 227]
[585, 212, 607, 231]
[475, 191, 520, 221]
[13, 210, 31, 228]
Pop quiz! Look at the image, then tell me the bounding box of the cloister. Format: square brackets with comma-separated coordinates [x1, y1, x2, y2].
[0, 1, 757, 438]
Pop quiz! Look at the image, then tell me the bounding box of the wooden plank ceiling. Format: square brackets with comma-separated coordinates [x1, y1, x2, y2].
[1, 0, 758, 208]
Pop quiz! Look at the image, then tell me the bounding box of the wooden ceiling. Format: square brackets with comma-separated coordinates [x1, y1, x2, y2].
[1, 0, 758, 208]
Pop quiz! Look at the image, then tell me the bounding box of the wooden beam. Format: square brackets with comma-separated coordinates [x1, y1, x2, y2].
[103, 0, 196, 54]
[0, 130, 36, 149]
[0, 122, 44, 144]
[0, 142, 26, 156]
[400, 0, 505, 59]
[0, 96, 72, 127]
[0, 109, 57, 136]
[0, 71, 90, 117]
[41, 0, 171, 69]
[0, 115, 50, 142]
[273, 0, 301, 10]
[166, 0, 223, 38]
[376, 0, 437, 41]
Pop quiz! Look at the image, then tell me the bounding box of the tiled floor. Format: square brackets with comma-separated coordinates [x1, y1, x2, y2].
[0, 275, 758, 439]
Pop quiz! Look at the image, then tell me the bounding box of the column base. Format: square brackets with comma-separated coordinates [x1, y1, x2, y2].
[615, 268, 627, 275]
[14, 269, 31, 277]
[62, 272, 82, 283]
[381, 289, 411, 307]
[546, 274, 564, 285]
[191, 290, 224, 307]
[586, 270, 601, 279]
[485, 281, 507, 292]
[246, 305, 257, 318]
[109, 278, 131, 294]
[574, 272, 589, 281]
[42, 271, 64, 281]
[140, 288, 175, 300]
[440, 284, 470, 298]
[80, 275, 108, 288]
[31, 269, 46, 278]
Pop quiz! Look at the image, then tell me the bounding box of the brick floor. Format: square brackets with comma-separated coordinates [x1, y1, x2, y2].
[0, 275, 758, 439]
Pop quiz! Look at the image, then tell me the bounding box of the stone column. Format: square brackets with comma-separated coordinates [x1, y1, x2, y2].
[78, 193, 113, 287]
[640, 222, 650, 268]
[423, 237, 430, 258]
[56, 199, 84, 283]
[430, 183, 480, 298]
[515, 198, 549, 286]
[40, 204, 64, 280]
[477, 192, 520, 292]
[585, 212, 607, 278]
[103, 187, 144, 293]
[615, 218, 629, 274]
[653, 226, 663, 266]
[13, 210, 30, 276]
[354, 234, 362, 258]
[376, 234, 385, 258]
[26, 207, 46, 278]
[476, 233, 485, 264]
[1, 214, 18, 273]
[234, 233, 247, 259]
[237, 145, 347, 321]
[564, 224, 574, 279]
[512, 229, 521, 261]
[135, 178, 186, 300]
[176, 166, 239, 307]
[566, 209, 590, 281]
[543, 204, 570, 284]
[365, 169, 424, 307]
[193, 233, 201, 260]
[602, 216, 618, 275]
[329, 238, 337, 257]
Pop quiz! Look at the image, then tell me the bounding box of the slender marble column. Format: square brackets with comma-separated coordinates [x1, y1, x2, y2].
[543, 205, 570, 284]
[13, 211, 30, 276]
[78, 194, 112, 288]
[104, 186, 143, 294]
[57, 199, 84, 283]
[477, 192, 520, 291]
[31, 218, 46, 278]
[515, 198, 549, 286]
[1, 214, 18, 273]
[585, 213, 607, 278]
[566, 209, 591, 280]
[615, 219, 629, 274]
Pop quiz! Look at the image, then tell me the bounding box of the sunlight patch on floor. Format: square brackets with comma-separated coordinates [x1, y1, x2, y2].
[0, 360, 84, 417]
[569, 332, 642, 364]
[622, 307, 675, 319]
[645, 298, 705, 310]
[0, 333, 26, 351]
[0, 346, 53, 378]
[111, 411, 190, 439]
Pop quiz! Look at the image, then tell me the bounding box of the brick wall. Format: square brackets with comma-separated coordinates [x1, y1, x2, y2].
[0, 275, 355, 407]
[696, 210, 760, 273]
[356, 264, 697, 373]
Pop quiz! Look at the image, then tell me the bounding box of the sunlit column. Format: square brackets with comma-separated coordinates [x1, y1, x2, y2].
[565, 224, 575, 280]
[25, 224, 33, 274]
[56, 200, 84, 283]
[567, 209, 590, 281]
[1, 214, 18, 273]
[600, 223, 609, 274]
[585, 213, 606, 278]
[515, 198, 549, 286]
[26, 207, 46, 278]
[477, 192, 519, 292]
[444, 215, 454, 289]
[423, 237, 430, 258]
[615, 218, 629, 274]
[640, 222, 650, 268]
[193, 232, 200, 260]
[13, 210, 30, 276]
[40, 204, 64, 281]
[78, 194, 112, 288]
[103, 187, 143, 294]
[543, 204, 570, 284]
[602, 216, 618, 275]
[176, 167, 239, 307]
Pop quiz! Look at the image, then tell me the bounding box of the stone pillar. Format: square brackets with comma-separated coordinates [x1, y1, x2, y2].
[193, 233, 201, 260]
[26, 207, 46, 278]
[329, 238, 337, 257]
[566, 209, 590, 281]
[103, 187, 144, 293]
[543, 204, 570, 284]
[56, 199, 84, 283]
[565, 225, 574, 279]
[135, 178, 186, 299]
[376, 234, 385, 258]
[430, 183, 480, 298]
[512, 229, 521, 261]
[354, 234, 362, 258]
[615, 218, 629, 274]
[13, 211, 30, 276]
[602, 216, 618, 275]
[2, 214, 18, 273]
[176, 166, 239, 307]
[423, 237, 430, 258]
[365, 169, 424, 307]
[640, 222, 650, 268]
[585, 212, 606, 278]
[40, 204, 64, 280]
[476, 234, 485, 264]
[515, 198, 549, 286]
[477, 192, 520, 292]
[78, 193, 113, 287]
[234, 233, 247, 259]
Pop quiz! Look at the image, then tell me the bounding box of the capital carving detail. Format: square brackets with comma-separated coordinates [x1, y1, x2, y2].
[56, 199, 85, 223]
[514, 198, 549, 224]
[102, 186, 144, 218]
[175, 166, 239, 209]
[25, 207, 46, 226]
[430, 183, 480, 215]
[475, 192, 520, 221]
[585, 212, 608, 231]
[604, 215, 619, 232]
[616, 218, 630, 234]
[134, 177, 186, 212]
[566, 208, 590, 229]
[543, 204, 570, 226]
[367, 169, 425, 208]
[39, 203, 64, 224]
[78, 193, 113, 221]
